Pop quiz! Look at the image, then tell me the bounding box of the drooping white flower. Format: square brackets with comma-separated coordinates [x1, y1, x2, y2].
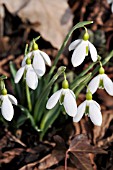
[46, 80, 77, 117]
[69, 31, 97, 67]
[0, 88, 17, 121]
[15, 58, 39, 90]
[88, 66, 113, 96]
[73, 91, 102, 126]
[107, 0, 113, 13]
[22, 44, 51, 77]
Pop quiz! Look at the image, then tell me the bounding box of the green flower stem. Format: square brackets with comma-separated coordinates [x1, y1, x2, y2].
[29, 36, 40, 52]
[24, 44, 28, 55]
[47, 21, 93, 82]
[26, 83, 32, 112]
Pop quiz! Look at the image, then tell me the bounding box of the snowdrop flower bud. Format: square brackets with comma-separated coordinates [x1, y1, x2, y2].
[73, 91, 102, 126]
[88, 66, 113, 96]
[107, 0, 113, 13]
[69, 28, 97, 67]
[0, 88, 17, 121]
[46, 79, 77, 117]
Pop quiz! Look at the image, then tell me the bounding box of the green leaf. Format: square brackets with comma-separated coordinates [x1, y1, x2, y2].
[18, 105, 39, 131]
[75, 74, 92, 97]
[70, 73, 92, 91]
[0, 75, 7, 80]
[40, 104, 61, 140]
[47, 21, 93, 82]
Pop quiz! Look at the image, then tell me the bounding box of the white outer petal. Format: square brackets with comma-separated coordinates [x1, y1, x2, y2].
[1, 96, 14, 121]
[107, 0, 113, 4]
[71, 40, 88, 67]
[8, 94, 17, 105]
[102, 74, 113, 96]
[111, 3, 113, 12]
[73, 100, 86, 122]
[39, 50, 51, 66]
[88, 41, 98, 62]
[89, 101, 102, 126]
[46, 89, 62, 109]
[33, 51, 46, 77]
[22, 52, 33, 67]
[15, 66, 25, 83]
[69, 39, 82, 51]
[87, 75, 100, 94]
[26, 66, 38, 90]
[63, 89, 77, 117]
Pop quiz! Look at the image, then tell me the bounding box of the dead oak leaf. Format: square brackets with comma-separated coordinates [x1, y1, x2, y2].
[2, 0, 73, 49]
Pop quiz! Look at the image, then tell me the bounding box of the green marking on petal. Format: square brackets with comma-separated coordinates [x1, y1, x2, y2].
[85, 105, 89, 115]
[59, 94, 64, 105]
[99, 79, 104, 89]
[86, 46, 89, 55]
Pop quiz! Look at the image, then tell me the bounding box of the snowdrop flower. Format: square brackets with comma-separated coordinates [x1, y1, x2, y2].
[69, 29, 98, 67]
[46, 80, 77, 117]
[88, 66, 113, 96]
[73, 91, 102, 126]
[15, 58, 39, 90]
[22, 42, 51, 77]
[107, 0, 113, 13]
[0, 88, 17, 121]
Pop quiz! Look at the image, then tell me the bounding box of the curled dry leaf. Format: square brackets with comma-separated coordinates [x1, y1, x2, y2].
[66, 134, 107, 170]
[1, 0, 73, 49]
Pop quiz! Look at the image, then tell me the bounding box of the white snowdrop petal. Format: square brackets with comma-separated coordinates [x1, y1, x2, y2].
[103, 74, 113, 96]
[46, 89, 62, 109]
[22, 52, 33, 67]
[15, 66, 25, 83]
[69, 89, 76, 98]
[39, 51, 51, 66]
[87, 75, 100, 94]
[92, 100, 101, 110]
[33, 51, 46, 77]
[69, 39, 82, 51]
[71, 40, 87, 67]
[73, 100, 86, 122]
[1, 96, 14, 121]
[26, 67, 38, 90]
[107, 0, 112, 4]
[8, 94, 17, 105]
[88, 41, 97, 62]
[89, 102, 102, 126]
[63, 90, 77, 117]
[111, 3, 113, 12]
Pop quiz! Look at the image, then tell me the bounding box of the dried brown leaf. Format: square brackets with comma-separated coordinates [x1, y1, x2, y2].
[69, 134, 106, 154]
[70, 152, 93, 170]
[2, 0, 73, 48]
